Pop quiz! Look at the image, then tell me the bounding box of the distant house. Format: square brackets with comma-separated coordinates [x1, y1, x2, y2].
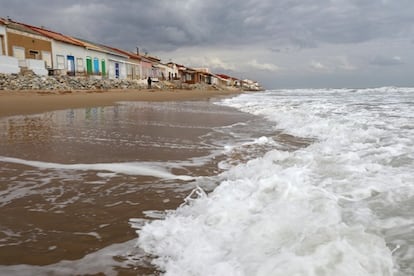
[74, 38, 112, 77]
[0, 18, 19, 74]
[0, 18, 7, 55]
[214, 74, 231, 87]
[166, 62, 181, 80]
[140, 56, 153, 79]
[98, 44, 129, 79]
[181, 67, 197, 84]
[103, 46, 142, 80]
[215, 74, 241, 87]
[1, 18, 51, 75]
[23, 24, 86, 76]
[144, 55, 161, 79]
[193, 68, 213, 84]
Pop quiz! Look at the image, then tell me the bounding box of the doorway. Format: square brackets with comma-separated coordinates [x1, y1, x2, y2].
[67, 55, 75, 76]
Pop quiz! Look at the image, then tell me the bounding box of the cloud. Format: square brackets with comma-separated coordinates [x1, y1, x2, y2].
[177, 56, 237, 71]
[247, 59, 280, 72]
[370, 55, 404, 66]
[336, 56, 356, 71]
[2, 0, 414, 88]
[310, 60, 328, 71]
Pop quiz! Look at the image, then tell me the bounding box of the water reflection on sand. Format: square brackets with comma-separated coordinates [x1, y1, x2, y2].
[0, 100, 260, 274]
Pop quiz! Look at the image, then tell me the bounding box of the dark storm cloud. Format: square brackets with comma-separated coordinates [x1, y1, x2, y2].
[2, 0, 414, 88]
[3, 0, 414, 52]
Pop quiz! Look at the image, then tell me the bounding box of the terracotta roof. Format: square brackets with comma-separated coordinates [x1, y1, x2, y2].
[24, 25, 85, 47]
[3, 20, 44, 36]
[103, 45, 142, 60]
[73, 38, 116, 55]
[216, 74, 231, 79]
[95, 44, 129, 59]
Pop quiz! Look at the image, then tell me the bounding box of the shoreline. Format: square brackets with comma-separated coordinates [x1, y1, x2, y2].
[0, 88, 244, 118]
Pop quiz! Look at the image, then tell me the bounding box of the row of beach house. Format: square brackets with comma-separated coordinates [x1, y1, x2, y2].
[0, 17, 261, 90]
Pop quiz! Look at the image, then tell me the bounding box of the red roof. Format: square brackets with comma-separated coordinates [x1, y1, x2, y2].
[216, 74, 232, 79]
[24, 24, 85, 47]
[103, 45, 142, 60]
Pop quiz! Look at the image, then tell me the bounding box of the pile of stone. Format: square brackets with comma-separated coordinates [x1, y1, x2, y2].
[0, 72, 149, 91]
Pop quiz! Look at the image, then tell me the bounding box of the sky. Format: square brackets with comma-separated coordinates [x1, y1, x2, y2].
[2, 0, 414, 89]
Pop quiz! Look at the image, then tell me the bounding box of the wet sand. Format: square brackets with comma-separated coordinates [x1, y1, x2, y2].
[0, 88, 243, 118]
[0, 90, 254, 275]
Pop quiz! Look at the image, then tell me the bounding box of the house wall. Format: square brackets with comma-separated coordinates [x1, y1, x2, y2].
[84, 49, 107, 76]
[6, 29, 52, 61]
[0, 55, 19, 74]
[0, 25, 7, 55]
[52, 40, 84, 74]
[125, 60, 141, 80]
[155, 64, 175, 80]
[141, 60, 152, 79]
[20, 59, 48, 75]
[107, 57, 127, 79]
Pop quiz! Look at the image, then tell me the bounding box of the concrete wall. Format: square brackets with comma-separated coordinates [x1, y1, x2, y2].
[108, 57, 127, 80]
[24, 59, 48, 76]
[0, 55, 20, 74]
[52, 40, 85, 72]
[0, 25, 7, 55]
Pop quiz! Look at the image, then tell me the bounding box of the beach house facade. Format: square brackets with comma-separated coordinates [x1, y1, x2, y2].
[97, 44, 129, 80]
[1, 19, 50, 75]
[103, 46, 143, 80]
[0, 18, 20, 74]
[73, 39, 112, 78]
[24, 24, 87, 76]
[0, 18, 8, 56]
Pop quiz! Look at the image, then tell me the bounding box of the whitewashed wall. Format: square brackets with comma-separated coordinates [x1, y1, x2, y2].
[24, 59, 48, 75]
[52, 40, 85, 71]
[0, 55, 19, 74]
[85, 49, 108, 75]
[0, 25, 8, 56]
[108, 57, 127, 79]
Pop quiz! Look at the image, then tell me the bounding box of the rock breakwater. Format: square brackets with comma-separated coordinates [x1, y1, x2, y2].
[0, 72, 149, 91]
[0, 72, 228, 92]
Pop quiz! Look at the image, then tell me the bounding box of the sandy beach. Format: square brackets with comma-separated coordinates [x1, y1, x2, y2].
[0, 88, 243, 118]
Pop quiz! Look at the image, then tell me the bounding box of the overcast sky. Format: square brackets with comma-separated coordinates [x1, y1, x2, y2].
[3, 0, 414, 88]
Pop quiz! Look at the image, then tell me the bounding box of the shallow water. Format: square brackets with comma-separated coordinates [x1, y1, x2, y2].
[0, 99, 261, 275]
[1, 88, 412, 275]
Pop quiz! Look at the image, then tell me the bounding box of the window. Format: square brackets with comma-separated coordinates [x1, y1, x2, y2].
[56, 55, 65, 69]
[41, 51, 52, 68]
[13, 46, 25, 60]
[86, 57, 92, 74]
[101, 60, 106, 76]
[76, 58, 84, 72]
[127, 64, 133, 76]
[29, 50, 39, 59]
[0, 35, 4, 55]
[93, 58, 99, 74]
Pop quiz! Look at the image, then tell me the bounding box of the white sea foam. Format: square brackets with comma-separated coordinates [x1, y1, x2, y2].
[0, 239, 141, 276]
[134, 87, 414, 275]
[0, 156, 193, 181]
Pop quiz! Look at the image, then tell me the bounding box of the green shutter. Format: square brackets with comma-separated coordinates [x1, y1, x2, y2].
[101, 60, 106, 76]
[86, 57, 92, 74]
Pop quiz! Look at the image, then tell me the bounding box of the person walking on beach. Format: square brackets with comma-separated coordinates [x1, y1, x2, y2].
[147, 77, 152, 89]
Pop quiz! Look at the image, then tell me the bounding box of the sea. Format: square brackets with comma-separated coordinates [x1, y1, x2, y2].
[0, 87, 413, 275]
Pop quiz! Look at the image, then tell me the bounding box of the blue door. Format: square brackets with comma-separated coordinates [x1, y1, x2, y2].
[93, 58, 99, 74]
[115, 63, 120, 78]
[67, 55, 75, 76]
